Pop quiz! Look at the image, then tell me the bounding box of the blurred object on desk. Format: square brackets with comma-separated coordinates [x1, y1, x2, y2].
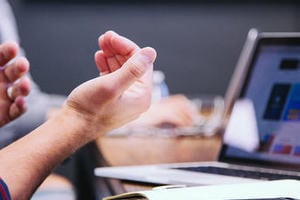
[108, 95, 225, 137]
[224, 99, 259, 152]
[95, 93, 223, 166]
[190, 95, 225, 136]
[152, 70, 169, 102]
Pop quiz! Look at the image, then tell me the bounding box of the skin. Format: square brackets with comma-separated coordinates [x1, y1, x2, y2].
[0, 42, 31, 127]
[0, 31, 156, 200]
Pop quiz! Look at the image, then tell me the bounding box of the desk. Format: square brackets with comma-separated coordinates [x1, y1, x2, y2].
[97, 134, 221, 166]
[95, 134, 222, 196]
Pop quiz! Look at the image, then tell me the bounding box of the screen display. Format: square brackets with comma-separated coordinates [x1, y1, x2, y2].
[223, 38, 300, 167]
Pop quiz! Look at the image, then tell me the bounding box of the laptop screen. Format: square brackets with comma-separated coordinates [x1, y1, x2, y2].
[221, 35, 300, 169]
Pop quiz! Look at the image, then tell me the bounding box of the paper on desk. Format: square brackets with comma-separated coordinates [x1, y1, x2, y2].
[223, 99, 259, 152]
[103, 179, 300, 200]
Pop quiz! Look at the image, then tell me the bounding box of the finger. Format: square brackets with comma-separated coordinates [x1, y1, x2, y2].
[107, 56, 122, 72]
[98, 32, 123, 71]
[97, 31, 141, 74]
[98, 31, 140, 57]
[8, 77, 31, 101]
[98, 32, 115, 57]
[112, 47, 156, 95]
[3, 57, 30, 83]
[178, 111, 194, 126]
[0, 82, 8, 100]
[94, 51, 110, 75]
[109, 31, 140, 56]
[115, 55, 128, 65]
[95, 50, 125, 74]
[0, 42, 18, 66]
[9, 96, 27, 121]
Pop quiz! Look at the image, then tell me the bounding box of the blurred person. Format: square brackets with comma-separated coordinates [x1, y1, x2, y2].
[0, 0, 67, 148]
[0, 1, 77, 199]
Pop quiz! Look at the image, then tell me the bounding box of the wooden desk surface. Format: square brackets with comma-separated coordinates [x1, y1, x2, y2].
[96, 133, 222, 196]
[97, 134, 222, 166]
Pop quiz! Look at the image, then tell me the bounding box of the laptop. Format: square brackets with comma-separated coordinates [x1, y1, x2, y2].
[94, 29, 300, 186]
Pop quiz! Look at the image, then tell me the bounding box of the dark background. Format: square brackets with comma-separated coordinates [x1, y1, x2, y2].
[8, 0, 300, 97]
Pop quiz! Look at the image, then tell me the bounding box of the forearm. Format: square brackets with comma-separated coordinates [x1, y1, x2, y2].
[0, 107, 96, 200]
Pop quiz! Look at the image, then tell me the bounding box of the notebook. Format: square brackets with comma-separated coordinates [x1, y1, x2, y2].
[103, 180, 300, 200]
[94, 29, 300, 186]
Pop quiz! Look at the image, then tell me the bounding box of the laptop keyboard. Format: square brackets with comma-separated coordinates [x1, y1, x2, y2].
[176, 166, 300, 180]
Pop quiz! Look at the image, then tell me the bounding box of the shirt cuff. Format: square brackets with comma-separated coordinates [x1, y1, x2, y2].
[0, 178, 11, 200]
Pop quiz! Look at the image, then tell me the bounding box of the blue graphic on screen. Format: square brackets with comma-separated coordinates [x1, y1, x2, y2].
[283, 84, 300, 121]
[293, 146, 300, 156]
[263, 84, 290, 120]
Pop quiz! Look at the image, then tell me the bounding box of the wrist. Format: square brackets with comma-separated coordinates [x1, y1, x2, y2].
[51, 106, 95, 145]
[55, 103, 107, 142]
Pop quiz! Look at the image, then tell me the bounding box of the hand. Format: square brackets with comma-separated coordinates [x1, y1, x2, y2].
[65, 31, 156, 137]
[0, 42, 30, 127]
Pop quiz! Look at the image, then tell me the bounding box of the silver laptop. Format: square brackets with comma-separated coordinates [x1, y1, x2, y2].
[94, 29, 300, 186]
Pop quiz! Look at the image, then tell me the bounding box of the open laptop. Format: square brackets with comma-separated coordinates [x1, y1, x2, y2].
[95, 29, 300, 186]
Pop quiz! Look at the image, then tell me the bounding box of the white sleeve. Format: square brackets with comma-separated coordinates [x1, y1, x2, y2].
[0, 0, 21, 43]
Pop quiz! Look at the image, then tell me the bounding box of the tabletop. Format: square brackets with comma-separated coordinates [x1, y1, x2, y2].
[95, 132, 222, 196]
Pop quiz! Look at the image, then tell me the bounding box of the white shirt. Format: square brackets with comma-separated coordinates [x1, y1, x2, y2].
[0, 0, 20, 44]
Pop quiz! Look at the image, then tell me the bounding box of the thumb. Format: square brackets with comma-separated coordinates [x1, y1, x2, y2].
[113, 47, 157, 94]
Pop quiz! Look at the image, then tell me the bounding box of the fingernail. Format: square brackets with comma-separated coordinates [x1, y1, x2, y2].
[139, 47, 157, 64]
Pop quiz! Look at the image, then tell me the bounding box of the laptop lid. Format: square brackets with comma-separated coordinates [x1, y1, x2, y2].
[219, 29, 300, 171]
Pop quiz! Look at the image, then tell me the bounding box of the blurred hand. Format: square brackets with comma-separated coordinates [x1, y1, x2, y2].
[0, 42, 30, 127]
[125, 94, 197, 128]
